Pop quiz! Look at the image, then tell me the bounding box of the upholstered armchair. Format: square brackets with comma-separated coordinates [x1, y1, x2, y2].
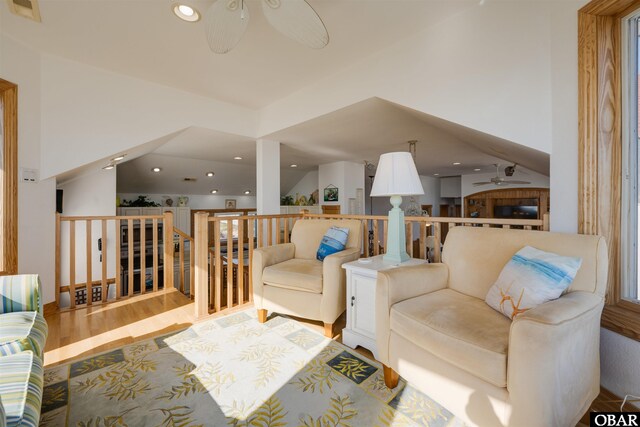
[252, 219, 362, 337]
[376, 226, 608, 427]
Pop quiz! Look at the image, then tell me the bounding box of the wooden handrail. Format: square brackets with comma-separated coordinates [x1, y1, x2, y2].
[58, 214, 164, 221]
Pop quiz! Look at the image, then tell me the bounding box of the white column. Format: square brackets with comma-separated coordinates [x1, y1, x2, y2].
[256, 139, 280, 215]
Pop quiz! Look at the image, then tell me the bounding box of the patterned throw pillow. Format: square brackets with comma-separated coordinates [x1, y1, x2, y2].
[485, 246, 582, 320]
[316, 227, 350, 261]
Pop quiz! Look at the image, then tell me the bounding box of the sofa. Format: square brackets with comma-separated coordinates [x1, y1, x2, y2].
[253, 219, 362, 337]
[376, 226, 607, 427]
[0, 275, 48, 427]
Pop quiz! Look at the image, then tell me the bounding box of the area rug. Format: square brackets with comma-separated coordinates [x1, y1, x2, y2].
[40, 310, 463, 426]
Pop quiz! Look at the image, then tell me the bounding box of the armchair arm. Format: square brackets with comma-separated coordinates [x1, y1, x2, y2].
[375, 263, 449, 363]
[0, 275, 43, 315]
[507, 292, 604, 426]
[251, 243, 295, 308]
[320, 248, 361, 324]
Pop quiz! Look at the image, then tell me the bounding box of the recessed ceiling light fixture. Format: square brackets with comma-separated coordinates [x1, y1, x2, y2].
[290, 164, 298, 168]
[210, 189, 218, 194]
[172, 3, 200, 22]
[152, 167, 162, 173]
[102, 164, 115, 170]
[111, 154, 126, 162]
[453, 162, 461, 166]
[244, 190, 251, 194]
[206, 172, 215, 177]
[433, 173, 440, 176]
[474, 168, 482, 172]
[234, 156, 243, 160]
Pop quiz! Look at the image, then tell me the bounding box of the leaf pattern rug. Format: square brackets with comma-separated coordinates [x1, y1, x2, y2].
[40, 310, 464, 427]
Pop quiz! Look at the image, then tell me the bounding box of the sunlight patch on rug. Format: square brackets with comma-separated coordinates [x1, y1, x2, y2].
[40, 310, 464, 426]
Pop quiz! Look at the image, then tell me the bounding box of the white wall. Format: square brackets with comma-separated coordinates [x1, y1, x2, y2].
[117, 193, 256, 210]
[460, 169, 550, 198]
[417, 176, 442, 217]
[58, 168, 117, 297]
[1, 35, 57, 304]
[39, 53, 258, 179]
[286, 170, 319, 201]
[318, 161, 364, 214]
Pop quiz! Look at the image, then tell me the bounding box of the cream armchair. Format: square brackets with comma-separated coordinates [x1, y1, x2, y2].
[376, 226, 608, 427]
[253, 219, 362, 337]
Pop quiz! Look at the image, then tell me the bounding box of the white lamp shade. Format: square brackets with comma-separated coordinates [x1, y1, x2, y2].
[370, 152, 424, 197]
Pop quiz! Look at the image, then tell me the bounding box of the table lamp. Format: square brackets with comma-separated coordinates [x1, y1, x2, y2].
[370, 152, 424, 264]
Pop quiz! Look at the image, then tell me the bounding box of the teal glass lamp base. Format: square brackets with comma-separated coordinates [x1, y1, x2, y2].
[383, 195, 410, 264]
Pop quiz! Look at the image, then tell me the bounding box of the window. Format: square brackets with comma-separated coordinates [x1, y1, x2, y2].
[0, 79, 17, 276]
[622, 12, 640, 303]
[579, 1, 640, 341]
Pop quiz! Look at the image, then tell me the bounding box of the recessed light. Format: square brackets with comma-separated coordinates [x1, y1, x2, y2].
[453, 162, 461, 166]
[210, 189, 218, 194]
[244, 190, 251, 194]
[111, 154, 126, 162]
[234, 156, 243, 160]
[152, 167, 162, 173]
[474, 168, 481, 172]
[102, 164, 115, 170]
[206, 171, 215, 177]
[290, 164, 298, 168]
[433, 173, 440, 176]
[172, 3, 200, 22]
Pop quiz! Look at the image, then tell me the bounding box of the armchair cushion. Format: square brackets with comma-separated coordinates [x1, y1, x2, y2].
[391, 288, 511, 387]
[485, 246, 582, 319]
[316, 226, 349, 261]
[0, 351, 44, 427]
[263, 259, 323, 294]
[0, 275, 43, 315]
[0, 311, 48, 357]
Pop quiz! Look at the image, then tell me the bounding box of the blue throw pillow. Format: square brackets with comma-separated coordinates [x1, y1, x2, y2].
[316, 226, 350, 261]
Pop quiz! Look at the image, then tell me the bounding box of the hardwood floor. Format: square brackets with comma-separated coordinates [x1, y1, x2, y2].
[43, 289, 370, 368]
[44, 288, 195, 367]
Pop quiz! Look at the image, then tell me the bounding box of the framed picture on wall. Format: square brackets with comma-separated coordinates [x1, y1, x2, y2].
[324, 185, 339, 202]
[225, 199, 237, 209]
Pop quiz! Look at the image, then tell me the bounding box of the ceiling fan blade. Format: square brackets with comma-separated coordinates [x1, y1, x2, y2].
[473, 182, 493, 186]
[261, 0, 329, 49]
[505, 180, 531, 185]
[204, 0, 250, 54]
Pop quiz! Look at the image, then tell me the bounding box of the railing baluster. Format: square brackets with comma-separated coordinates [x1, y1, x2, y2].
[433, 223, 442, 263]
[140, 219, 146, 294]
[86, 220, 92, 306]
[248, 217, 255, 302]
[227, 219, 233, 309]
[284, 217, 290, 243]
[69, 220, 76, 309]
[276, 217, 281, 244]
[101, 219, 107, 303]
[163, 211, 175, 291]
[190, 238, 195, 299]
[55, 213, 61, 308]
[238, 219, 245, 305]
[363, 221, 369, 258]
[214, 220, 222, 312]
[194, 212, 209, 319]
[128, 218, 134, 297]
[373, 220, 379, 256]
[257, 219, 263, 248]
[152, 218, 158, 293]
[115, 218, 121, 299]
[179, 235, 185, 293]
[267, 218, 273, 246]
[406, 222, 412, 256]
[419, 221, 427, 260]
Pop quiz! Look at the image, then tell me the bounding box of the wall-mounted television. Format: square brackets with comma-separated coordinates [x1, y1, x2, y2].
[493, 205, 538, 220]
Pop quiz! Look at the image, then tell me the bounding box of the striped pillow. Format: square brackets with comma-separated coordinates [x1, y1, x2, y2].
[316, 227, 350, 261]
[485, 246, 582, 320]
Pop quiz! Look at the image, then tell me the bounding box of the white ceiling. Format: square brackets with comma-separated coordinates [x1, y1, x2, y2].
[0, 0, 476, 108]
[114, 98, 548, 196]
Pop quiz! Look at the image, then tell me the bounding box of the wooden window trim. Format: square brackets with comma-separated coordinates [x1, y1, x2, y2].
[579, 0, 640, 341]
[0, 79, 17, 276]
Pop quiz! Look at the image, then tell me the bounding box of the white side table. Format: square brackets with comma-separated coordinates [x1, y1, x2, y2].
[342, 255, 427, 358]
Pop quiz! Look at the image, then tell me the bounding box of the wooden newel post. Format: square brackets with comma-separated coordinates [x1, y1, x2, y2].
[163, 211, 175, 291]
[194, 212, 209, 319]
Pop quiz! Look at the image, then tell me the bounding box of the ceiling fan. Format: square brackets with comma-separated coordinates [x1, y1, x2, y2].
[204, 0, 329, 54]
[473, 164, 531, 187]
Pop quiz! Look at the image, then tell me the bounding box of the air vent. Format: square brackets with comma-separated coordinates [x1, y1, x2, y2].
[183, 177, 197, 182]
[7, 0, 41, 22]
